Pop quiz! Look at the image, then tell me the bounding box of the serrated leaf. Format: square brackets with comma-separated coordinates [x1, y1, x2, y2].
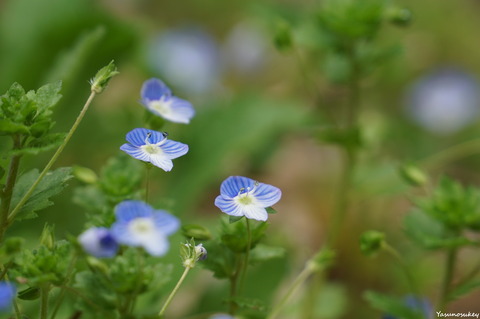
[8, 133, 65, 156]
[0, 119, 29, 135]
[10, 167, 73, 220]
[34, 81, 62, 113]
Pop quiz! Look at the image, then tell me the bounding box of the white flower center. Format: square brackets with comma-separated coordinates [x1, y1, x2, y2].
[149, 99, 172, 116]
[129, 217, 155, 235]
[141, 144, 162, 155]
[234, 184, 259, 206]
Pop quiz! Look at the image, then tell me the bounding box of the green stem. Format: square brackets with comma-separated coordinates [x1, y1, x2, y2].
[239, 218, 252, 293]
[13, 296, 21, 319]
[7, 90, 97, 225]
[40, 285, 51, 319]
[145, 164, 152, 203]
[49, 254, 78, 319]
[229, 254, 242, 315]
[439, 247, 457, 311]
[383, 244, 419, 295]
[61, 286, 106, 313]
[126, 248, 145, 315]
[267, 264, 314, 319]
[0, 135, 23, 242]
[420, 138, 480, 170]
[158, 266, 192, 318]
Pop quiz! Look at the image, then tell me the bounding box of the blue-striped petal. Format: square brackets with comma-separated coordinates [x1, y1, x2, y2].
[162, 97, 195, 124]
[220, 176, 256, 198]
[120, 144, 150, 162]
[242, 206, 268, 222]
[215, 196, 243, 216]
[141, 78, 171, 101]
[125, 128, 166, 146]
[252, 183, 282, 208]
[115, 200, 153, 222]
[160, 140, 189, 159]
[153, 210, 180, 236]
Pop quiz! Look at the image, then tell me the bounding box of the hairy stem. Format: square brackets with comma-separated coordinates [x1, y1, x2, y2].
[8, 91, 97, 225]
[158, 266, 192, 317]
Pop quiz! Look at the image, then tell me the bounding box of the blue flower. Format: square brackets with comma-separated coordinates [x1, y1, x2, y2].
[111, 200, 180, 256]
[383, 295, 432, 319]
[215, 176, 281, 222]
[141, 78, 195, 124]
[78, 227, 119, 258]
[120, 128, 188, 171]
[0, 282, 15, 312]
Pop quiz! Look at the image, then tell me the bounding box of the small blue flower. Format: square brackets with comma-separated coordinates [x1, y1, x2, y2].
[141, 78, 195, 124]
[111, 200, 180, 256]
[120, 128, 188, 171]
[78, 227, 118, 258]
[383, 295, 432, 319]
[215, 176, 281, 222]
[0, 282, 15, 312]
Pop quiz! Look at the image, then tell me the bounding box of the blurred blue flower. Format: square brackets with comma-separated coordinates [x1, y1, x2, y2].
[147, 27, 220, 94]
[405, 68, 480, 135]
[120, 128, 188, 172]
[383, 295, 432, 319]
[0, 282, 15, 312]
[141, 78, 195, 124]
[111, 200, 180, 256]
[215, 176, 281, 221]
[78, 227, 118, 258]
[208, 314, 235, 319]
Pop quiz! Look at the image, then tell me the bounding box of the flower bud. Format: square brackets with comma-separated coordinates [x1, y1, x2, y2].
[399, 164, 428, 187]
[40, 224, 55, 250]
[90, 60, 119, 93]
[360, 230, 385, 257]
[72, 166, 98, 184]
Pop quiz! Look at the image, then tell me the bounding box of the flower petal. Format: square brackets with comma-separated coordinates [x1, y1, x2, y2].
[149, 154, 174, 171]
[140, 232, 169, 256]
[215, 196, 243, 216]
[78, 227, 118, 258]
[252, 183, 282, 207]
[120, 144, 150, 162]
[220, 176, 256, 198]
[125, 128, 166, 146]
[161, 97, 195, 124]
[141, 78, 171, 101]
[242, 206, 268, 221]
[115, 200, 153, 222]
[160, 140, 189, 159]
[153, 210, 180, 236]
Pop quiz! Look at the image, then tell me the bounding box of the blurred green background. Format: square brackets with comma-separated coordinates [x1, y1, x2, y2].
[2, 0, 480, 317]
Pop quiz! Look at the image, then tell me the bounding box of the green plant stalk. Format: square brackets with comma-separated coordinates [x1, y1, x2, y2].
[61, 285, 107, 314]
[439, 246, 458, 311]
[40, 285, 51, 319]
[7, 91, 97, 225]
[420, 138, 480, 170]
[13, 296, 21, 319]
[145, 164, 152, 203]
[126, 248, 145, 315]
[0, 135, 23, 242]
[239, 218, 252, 293]
[49, 254, 78, 319]
[158, 265, 192, 317]
[229, 254, 242, 315]
[267, 263, 314, 319]
[383, 244, 419, 295]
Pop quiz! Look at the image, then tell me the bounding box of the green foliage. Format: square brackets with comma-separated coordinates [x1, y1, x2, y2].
[220, 218, 268, 253]
[10, 167, 72, 220]
[201, 240, 236, 279]
[12, 240, 72, 286]
[0, 82, 62, 147]
[360, 230, 385, 257]
[181, 224, 212, 241]
[416, 177, 480, 231]
[73, 154, 143, 226]
[364, 291, 428, 319]
[249, 244, 285, 265]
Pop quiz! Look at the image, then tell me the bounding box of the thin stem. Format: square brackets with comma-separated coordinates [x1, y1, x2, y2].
[0, 135, 23, 242]
[8, 91, 97, 225]
[239, 218, 252, 293]
[158, 266, 192, 318]
[126, 248, 145, 315]
[420, 138, 480, 170]
[267, 264, 314, 319]
[383, 244, 419, 295]
[145, 164, 152, 203]
[49, 254, 78, 319]
[40, 285, 51, 319]
[61, 286, 106, 313]
[439, 247, 457, 311]
[229, 254, 242, 315]
[13, 297, 21, 319]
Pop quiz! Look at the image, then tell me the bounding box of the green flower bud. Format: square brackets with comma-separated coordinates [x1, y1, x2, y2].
[307, 248, 335, 272]
[180, 239, 207, 268]
[399, 164, 428, 187]
[89, 60, 119, 93]
[40, 224, 55, 250]
[86, 256, 109, 275]
[360, 230, 385, 257]
[385, 7, 412, 27]
[181, 224, 212, 241]
[274, 20, 293, 52]
[72, 166, 98, 184]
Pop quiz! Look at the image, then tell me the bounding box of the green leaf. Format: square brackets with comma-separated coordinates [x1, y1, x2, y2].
[17, 287, 40, 300]
[229, 215, 244, 223]
[249, 244, 285, 264]
[266, 207, 277, 214]
[448, 280, 480, 302]
[8, 133, 65, 156]
[0, 119, 29, 135]
[99, 154, 143, 198]
[11, 167, 73, 220]
[201, 241, 236, 279]
[181, 224, 212, 240]
[364, 291, 427, 319]
[33, 81, 62, 114]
